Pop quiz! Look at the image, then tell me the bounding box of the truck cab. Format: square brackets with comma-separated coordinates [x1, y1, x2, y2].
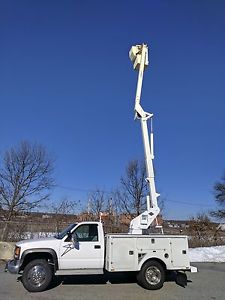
[6, 222, 105, 292]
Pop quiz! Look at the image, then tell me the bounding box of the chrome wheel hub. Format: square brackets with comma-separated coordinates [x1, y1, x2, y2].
[145, 266, 161, 285]
[28, 265, 46, 287]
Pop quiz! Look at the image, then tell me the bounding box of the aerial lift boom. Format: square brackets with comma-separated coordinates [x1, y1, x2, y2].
[129, 44, 160, 234]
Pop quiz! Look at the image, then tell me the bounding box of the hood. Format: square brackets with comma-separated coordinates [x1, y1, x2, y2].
[17, 236, 56, 245]
[16, 236, 61, 250]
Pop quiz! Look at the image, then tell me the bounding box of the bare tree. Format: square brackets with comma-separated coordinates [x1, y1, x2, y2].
[88, 189, 105, 220]
[211, 171, 225, 220]
[158, 197, 165, 216]
[0, 141, 54, 240]
[116, 160, 148, 218]
[188, 213, 222, 247]
[51, 197, 78, 232]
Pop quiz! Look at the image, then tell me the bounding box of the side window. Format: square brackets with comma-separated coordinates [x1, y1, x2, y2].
[74, 224, 98, 242]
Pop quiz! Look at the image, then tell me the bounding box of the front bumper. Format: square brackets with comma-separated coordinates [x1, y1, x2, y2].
[5, 259, 20, 274]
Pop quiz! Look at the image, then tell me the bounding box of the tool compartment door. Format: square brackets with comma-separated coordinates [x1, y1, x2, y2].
[170, 237, 190, 268]
[110, 237, 136, 271]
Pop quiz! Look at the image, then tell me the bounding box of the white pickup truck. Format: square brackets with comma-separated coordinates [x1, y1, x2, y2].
[6, 44, 197, 293]
[6, 221, 196, 292]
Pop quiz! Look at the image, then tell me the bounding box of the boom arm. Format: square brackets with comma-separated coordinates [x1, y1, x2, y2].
[128, 44, 160, 234]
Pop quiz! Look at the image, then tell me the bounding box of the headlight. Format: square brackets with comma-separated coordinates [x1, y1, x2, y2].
[14, 246, 21, 259]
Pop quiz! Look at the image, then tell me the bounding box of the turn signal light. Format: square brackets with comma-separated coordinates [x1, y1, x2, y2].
[14, 246, 21, 259]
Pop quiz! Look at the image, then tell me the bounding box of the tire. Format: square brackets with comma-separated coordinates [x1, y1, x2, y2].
[21, 259, 53, 292]
[137, 260, 165, 290]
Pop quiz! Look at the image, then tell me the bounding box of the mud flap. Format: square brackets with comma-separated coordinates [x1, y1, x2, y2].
[176, 271, 187, 287]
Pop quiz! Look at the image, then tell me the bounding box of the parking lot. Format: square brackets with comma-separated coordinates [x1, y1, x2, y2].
[1, 262, 225, 300]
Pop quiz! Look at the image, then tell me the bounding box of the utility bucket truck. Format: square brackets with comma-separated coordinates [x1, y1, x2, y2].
[5, 44, 197, 293]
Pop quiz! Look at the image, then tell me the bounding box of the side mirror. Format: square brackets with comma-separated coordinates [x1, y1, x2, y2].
[72, 232, 79, 243]
[67, 231, 72, 239]
[72, 233, 79, 249]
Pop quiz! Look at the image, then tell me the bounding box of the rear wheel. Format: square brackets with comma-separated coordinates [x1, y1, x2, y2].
[22, 259, 53, 292]
[137, 260, 165, 290]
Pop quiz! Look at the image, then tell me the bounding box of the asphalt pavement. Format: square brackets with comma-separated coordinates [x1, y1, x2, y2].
[0, 262, 225, 300]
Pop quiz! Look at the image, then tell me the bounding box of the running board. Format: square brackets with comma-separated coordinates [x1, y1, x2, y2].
[55, 268, 104, 275]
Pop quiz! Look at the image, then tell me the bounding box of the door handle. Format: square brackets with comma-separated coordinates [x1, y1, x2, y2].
[94, 245, 101, 249]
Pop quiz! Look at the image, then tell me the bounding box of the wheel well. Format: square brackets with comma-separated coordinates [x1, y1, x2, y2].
[141, 258, 167, 271]
[20, 252, 56, 272]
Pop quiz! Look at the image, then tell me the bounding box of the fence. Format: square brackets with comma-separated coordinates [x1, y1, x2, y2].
[1, 219, 225, 248]
[0, 219, 129, 242]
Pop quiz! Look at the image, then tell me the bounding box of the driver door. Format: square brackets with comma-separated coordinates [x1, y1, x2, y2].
[59, 223, 104, 270]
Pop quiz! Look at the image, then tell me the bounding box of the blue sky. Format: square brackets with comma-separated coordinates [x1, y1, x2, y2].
[1, 0, 225, 219]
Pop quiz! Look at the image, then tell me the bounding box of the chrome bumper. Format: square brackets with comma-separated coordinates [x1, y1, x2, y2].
[5, 259, 20, 274]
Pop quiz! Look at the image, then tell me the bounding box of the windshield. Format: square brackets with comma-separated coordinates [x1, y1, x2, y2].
[55, 223, 77, 239]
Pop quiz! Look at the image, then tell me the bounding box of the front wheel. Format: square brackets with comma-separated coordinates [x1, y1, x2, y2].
[21, 259, 53, 292]
[137, 260, 165, 290]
